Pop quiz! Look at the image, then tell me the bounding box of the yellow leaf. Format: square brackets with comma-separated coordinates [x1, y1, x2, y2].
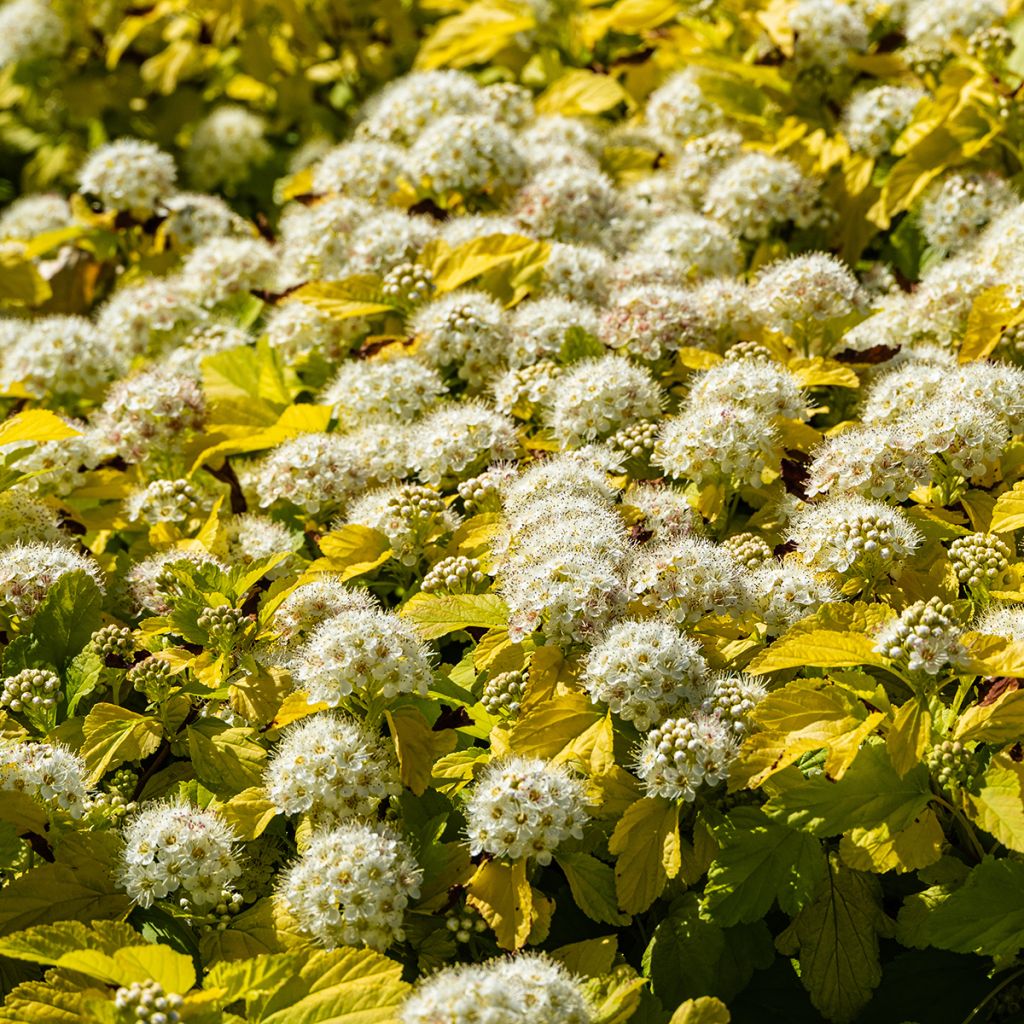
[81, 704, 163, 784]
[290, 275, 395, 319]
[960, 285, 1024, 363]
[0, 248, 51, 307]
[608, 796, 680, 914]
[839, 809, 944, 874]
[745, 629, 888, 674]
[788, 356, 860, 389]
[734, 679, 883, 788]
[400, 592, 509, 640]
[278, 166, 315, 201]
[426, 233, 549, 293]
[676, 347, 723, 371]
[415, 0, 535, 70]
[536, 69, 629, 116]
[669, 996, 732, 1024]
[219, 787, 279, 841]
[990, 482, 1024, 533]
[312, 524, 392, 580]
[385, 706, 457, 796]
[273, 692, 327, 730]
[956, 688, 1024, 744]
[964, 754, 1024, 852]
[962, 633, 1024, 677]
[509, 692, 604, 758]
[466, 860, 533, 950]
[0, 410, 79, 446]
[887, 699, 932, 777]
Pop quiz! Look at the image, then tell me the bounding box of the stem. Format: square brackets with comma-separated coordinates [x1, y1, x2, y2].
[961, 964, 1024, 1024]
[931, 793, 987, 863]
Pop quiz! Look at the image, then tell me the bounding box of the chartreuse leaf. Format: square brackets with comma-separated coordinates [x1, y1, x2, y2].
[508, 692, 604, 759]
[0, 920, 141, 963]
[990, 481, 1024, 533]
[0, 410, 78, 446]
[959, 285, 1024, 363]
[291, 275, 395, 320]
[205, 953, 306, 1006]
[963, 752, 1024, 852]
[385, 706, 457, 795]
[732, 678, 884, 789]
[886, 698, 932, 777]
[186, 720, 267, 797]
[578, 965, 646, 1024]
[311, 524, 392, 580]
[400, 592, 508, 640]
[200, 899, 283, 966]
[56, 944, 195, 993]
[556, 852, 631, 926]
[465, 860, 533, 950]
[425, 233, 548, 293]
[955, 688, 1024, 744]
[701, 806, 827, 925]
[643, 893, 774, 1007]
[414, 1, 535, 70]
[775, 854, 892, 1024]
[219, 787, 278, 841]
[0, 249, 51, 307]
[202, 339, 297, 428]
[918, 857, 1024, 959]
[27, 569, 103, 670]
[608, 797, 680, 915]
[551, 936, 618, 977]
[251, 947, 411, 1023]
[0, 833, 130, 934]
[745, 629, 888, 674]
[0, 974, 93, 1023]
[536, 68, 629, 116]
[763, 742, 932, 838]
[81, 704, 163, 783]
[669, 998, 731, 1024]
[839, 808, 945, 874]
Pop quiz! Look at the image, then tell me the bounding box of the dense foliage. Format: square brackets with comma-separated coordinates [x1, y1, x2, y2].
[2, 0, 1024, 1023]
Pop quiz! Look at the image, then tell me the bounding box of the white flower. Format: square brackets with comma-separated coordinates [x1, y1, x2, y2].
[541, 242, 611, 304]
[905, 396, 1008, 483]
[0, 0, 67, 68]
[401, 954, 592, 1024]
[346, 210, 437, 277]
[162, 192, 251, 249]
[278, 823, 422, 950]
[508, 297, 601, 367]
[862, 361, 950, 426]
[290, 607, 433, 706]
[624, 482, 699, 542]
[409, 402, 518, 487]
[409, 114, 524, 197]
[918, 172, 1017, 255]
[0, 740, 88, 817]
[179, 236, 277, 306]
[628, 537, 749, 624]
[636, 713, 739, 801]
[843, 86, 925, 157]
[975, 604, 1024, 642]
[265, 713, 401, 820]
[126, 550, 226, 615]
[218, 513, 302, 574]
[95, 278, 205, 362]
[512, 166, 626, 247]
[345, 483, 458, 565]
[413, 290, 510, 386]
[639, 211, 743, 279]
[789, 496, 921, 575]
[906, 0, 1005, 44]
[78, 139, 177, 217]
[124, 478, 201, 525]
[0, 489, 62, 546]
[547, 356, 664, 446]
[788, 0, 869, 65]
[266, 576, 377, 657]
[873, 597, 968, 674]
[806, 424, 930, 501]
[277, 197, 372, 284]
[600, 285, 715, 362]
[465, 755, 590, 865]
[312, 140, 409, 202]
[704, 153, 821, 241]
[264, 302, 358, 363]
[645, 70, 725, 148]
[688, 358, 808, 420]
[186, 105, 272, 190]
[358, 70, 480, 145]
[583, 619, 707, 729]
[120, 802, 241, 908]
[0, 542, 103, 618]
[748, 561, 840, 635]
[699, 673, 768, 736]
[655, 403, 777, 488]
[0, 193, 72, 240]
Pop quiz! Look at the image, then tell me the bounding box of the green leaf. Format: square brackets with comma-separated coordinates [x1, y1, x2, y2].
[536, 68, 629, 116]
[955, 688, 1024, 744]
[384, 706, 457, 796]
[838, 809, 945, 874]
[81, 704, 163, 783]
[203, 339, 297, 427]
[64, 649, 105, 716]
[400, 592, 509, 640]
[219, 787, 278, 841]
[28, 570, 103, 671]
[206, 953, 306, 1007]
[559, 325, 606, 364]
[556, 852, 631, 926]
[702, 806, 827, 925]
[964, 753, 1024, 852]
[0, 249, 51, 308]
[550, 936, 618, 977]
[290, 276, 395, 319]
[0, 833, 130, 935]
[886, 698, 932, 777]
[669, 998, 732, 1024]
[763, 742, 932, 838]
[609, 797, 680, 915]
[775, 854, 890, 1024]
[579, 965, 647, 1024]
[187, 720, 267, 797]
[0, 921, 141, 964]
[200, 898, 284, 966]
[920, 857, 1024, 959]
[643, 894, 773, 1007]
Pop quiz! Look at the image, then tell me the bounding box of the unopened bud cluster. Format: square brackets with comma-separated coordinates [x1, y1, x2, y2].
[91, 624, 135, 662]
[636, 713, 739, 802]
[180, 887, 245, 931]
[128, 657, 175, 702]
[608, 418, 659, 465]
[722, 531, 773, 570]
[481, 669, 526, 716]
[197, 604, 248, 642]
[700, 673, 767, 736]
[381, 262, 434, 307]
[873, 597, 967, 675]
[113, 980, 183, 1024]
[422, 555, 485, 594]
[926, 739, 981, 794]
[445, 906, 488, 943]
[457, 469, 506, 514]
[949, 533, 1011, 590]
[1, 667, 59, 713]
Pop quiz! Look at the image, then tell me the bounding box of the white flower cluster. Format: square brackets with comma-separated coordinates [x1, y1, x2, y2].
[0, 740, 88, 817]
[873, 597, 969, 675]
[465, 755, 590, 865]
[78, 140, 177, 217]
[119, 802, 241, 908]
[0, 542, 104, 618]
[843, 86, 924, 156]
[402, 954, 592, 1024]
[635, 713, 739, 802]
[278, 823, 422, 950]
[0, 0, 67, 68]
[186, 106, 272, 190]
[265, 713, 401, 821]
[582, 619, 707, 729]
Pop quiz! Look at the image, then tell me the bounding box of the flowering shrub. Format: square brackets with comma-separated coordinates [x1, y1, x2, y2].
[2, 1, 1024, 1023]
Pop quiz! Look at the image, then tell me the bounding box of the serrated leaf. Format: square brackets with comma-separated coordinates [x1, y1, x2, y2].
[920, 857, 1024, 959]
[838, 809, 944, 874]
[964, 753, 1024, 852]
[775, 854, 890, 1023]
[312, 524, 392, 580]
[400, 592, 508, 640]
[0, 921, 141, 964]
[556, 852, 631, 926]
[27, 570, 103, 670]
[465, 859, 533, 951]
[291, 276, 395, 320]
[886, 698, 932, 777]
[81, 704, 163, 783]
[415, 1, 535, 71]
[426, 234, 547, 293]
[508, 692, 604, 758]
[745, 629, 887, 674]
[579, 964, 646, 1024]
[550, 936, 618, 977]
[536, 68, 629, 116]
[608, 797, 679, 915]
[955, 687, 1024, 743]
[202, 340, 297, 428]
[763, 742, 932, 837]
[0, 410, 78, 446]
[990, 481, 1024, 533]
[384, 706, 456, 796]
[702, 806, 827, 925]
[669, 997, 732, 1024]
[733, 678, 883, 788]
[219, 787, 278, 840]
[187, 720, 267, 797]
